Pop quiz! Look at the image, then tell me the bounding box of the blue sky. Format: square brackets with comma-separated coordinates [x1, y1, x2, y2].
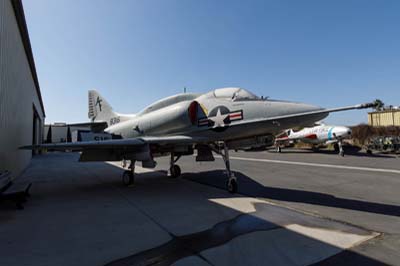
[23, 0, 400, 125]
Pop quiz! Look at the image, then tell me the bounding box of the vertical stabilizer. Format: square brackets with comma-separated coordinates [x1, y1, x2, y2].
[88, 90, 117, 122]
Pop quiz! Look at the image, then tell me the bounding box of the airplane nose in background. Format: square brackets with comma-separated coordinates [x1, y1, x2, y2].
[337, 127, 352, 138]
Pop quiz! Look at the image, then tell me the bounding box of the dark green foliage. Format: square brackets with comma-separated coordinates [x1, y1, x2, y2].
[351, 124, 400, 145]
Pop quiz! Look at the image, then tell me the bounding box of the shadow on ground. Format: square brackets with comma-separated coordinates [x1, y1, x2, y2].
[184, 170, 400, 218]
[0, 153, 389, 266]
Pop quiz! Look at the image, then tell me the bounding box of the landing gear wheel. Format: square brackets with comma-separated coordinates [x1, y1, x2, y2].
[169, 165, 181, 178]
[227, 178, 238, 194]
[277, 146, 282, 153]
[334, 144, 339, 152]
[122, 170, 134, 186]
[339, 150, 345, 157]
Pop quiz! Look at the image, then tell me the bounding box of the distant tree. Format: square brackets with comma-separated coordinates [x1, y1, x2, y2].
[66, 126, 72, 142]
[373, 99, 385, 111]
[46, 125, 52, 143]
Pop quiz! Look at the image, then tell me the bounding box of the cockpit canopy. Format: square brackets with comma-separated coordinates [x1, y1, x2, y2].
[139, 93, 200, 115]
[202, 87, 261, 101]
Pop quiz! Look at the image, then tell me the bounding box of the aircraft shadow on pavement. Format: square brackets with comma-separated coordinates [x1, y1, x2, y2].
[103, 165, 387, 266]
[184, 170, 400, 218]
[0, 156, 387, 266]
[105, 202, 385, 266]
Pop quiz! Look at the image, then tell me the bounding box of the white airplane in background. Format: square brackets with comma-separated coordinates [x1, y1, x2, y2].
[275, 124, 352, 156]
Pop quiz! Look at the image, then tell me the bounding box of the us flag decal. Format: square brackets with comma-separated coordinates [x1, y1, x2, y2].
[197, 109, 243, 127]
[228, 110, 243, 121]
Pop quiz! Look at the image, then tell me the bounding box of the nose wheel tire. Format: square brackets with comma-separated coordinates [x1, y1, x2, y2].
[334, 144, 340, 152]
[169, 165, 181, 178]
[227, 178, 238, 193]
[122, 170, 134, 186]
[277, 146, 282, 153]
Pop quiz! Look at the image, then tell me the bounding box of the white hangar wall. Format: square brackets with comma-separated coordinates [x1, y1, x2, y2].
[0, 0, 45, 178]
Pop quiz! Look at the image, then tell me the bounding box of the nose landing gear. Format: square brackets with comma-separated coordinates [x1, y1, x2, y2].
[211, 142, 238, 193]
[122, 160, 135, 186]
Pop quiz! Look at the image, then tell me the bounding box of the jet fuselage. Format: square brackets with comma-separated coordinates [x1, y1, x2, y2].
[104, 87, 326, 143]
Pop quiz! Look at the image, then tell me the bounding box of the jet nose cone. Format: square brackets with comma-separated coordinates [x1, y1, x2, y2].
[336, 127, 352, 138]
[268, 100, 322, 113]
[289, 102, 323, 113]
[266, 100, 326, 127]
[302, 103, 323, 112]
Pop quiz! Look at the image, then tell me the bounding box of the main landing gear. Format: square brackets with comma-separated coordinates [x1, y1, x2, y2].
[338, 140, 344, 157]
[333, 133, 345, 157]
[169, 152, 182, 178]
[122, 160, 135, 186]
[276, 146, 282, 153]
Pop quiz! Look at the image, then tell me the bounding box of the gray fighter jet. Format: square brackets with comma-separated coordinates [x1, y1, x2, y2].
[22, 87, 375, 193]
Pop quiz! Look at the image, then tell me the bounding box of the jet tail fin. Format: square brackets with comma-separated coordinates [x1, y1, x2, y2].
[88, 90, 118, 122]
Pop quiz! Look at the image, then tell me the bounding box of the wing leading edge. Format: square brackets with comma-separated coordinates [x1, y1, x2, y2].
[20, 135, 208, 151]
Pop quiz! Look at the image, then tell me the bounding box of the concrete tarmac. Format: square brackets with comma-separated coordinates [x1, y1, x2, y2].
[165, 148, 400, 265]
[0, 150, 398, 266]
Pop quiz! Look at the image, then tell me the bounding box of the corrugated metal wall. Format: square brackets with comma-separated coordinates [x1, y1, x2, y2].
[0, 0, 45, 178]
[368, 111, 400, 127]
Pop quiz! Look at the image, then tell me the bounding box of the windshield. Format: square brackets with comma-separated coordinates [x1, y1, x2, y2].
[206, 87, 261, 101]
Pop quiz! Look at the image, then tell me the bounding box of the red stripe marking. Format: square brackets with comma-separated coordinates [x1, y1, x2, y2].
[305, 134, 318, 139]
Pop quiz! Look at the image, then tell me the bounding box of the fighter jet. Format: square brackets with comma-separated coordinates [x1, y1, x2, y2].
[275, 124, 352, 156]
[21, 87, 375, 193]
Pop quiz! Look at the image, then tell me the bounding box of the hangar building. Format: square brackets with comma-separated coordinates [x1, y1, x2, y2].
[0, 0, 45, 178]
[368, 109, 400, 127]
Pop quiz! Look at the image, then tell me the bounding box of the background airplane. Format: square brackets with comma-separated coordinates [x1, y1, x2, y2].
[22, 87, 375, 193]
[275, 124, 352, 156]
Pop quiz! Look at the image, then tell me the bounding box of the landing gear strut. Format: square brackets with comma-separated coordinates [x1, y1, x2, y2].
[333, 133, 345, 157]
[122, 160, 135, 186]
[215, 143, 238, 193]
[338, 140, 344, 157]
[332, 133, 345, 157]
[169, 152, 182, 178]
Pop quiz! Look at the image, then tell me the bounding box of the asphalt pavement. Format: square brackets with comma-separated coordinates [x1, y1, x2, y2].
[0, 149, 399, 266]
[165, 148, 400, 265]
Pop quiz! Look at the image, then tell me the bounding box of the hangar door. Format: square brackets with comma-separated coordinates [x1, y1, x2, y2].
[32, 105, 42, 155]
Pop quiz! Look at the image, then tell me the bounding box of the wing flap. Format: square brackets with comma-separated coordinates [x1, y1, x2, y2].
[20, 138, 146, 151]
[20, 135, 207, 151]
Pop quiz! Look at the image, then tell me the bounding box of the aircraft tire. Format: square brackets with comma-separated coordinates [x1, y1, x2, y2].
[334, 144, 340, 152]
[170, 165, 181, 178]
[122, 170, 134, 186]
[227, 178, 238, 194]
